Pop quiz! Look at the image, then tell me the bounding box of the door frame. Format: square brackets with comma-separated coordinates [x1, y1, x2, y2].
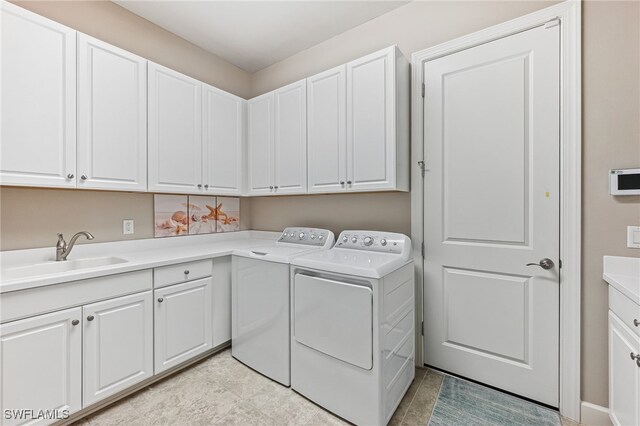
[410, 1, 581, 421]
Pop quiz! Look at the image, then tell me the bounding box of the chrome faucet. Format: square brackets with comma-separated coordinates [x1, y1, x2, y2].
[56, 232, 95, 261]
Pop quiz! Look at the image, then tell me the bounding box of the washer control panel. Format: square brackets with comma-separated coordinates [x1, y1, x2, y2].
[334, 230, 410, 256]
[278, 227, 334, 248]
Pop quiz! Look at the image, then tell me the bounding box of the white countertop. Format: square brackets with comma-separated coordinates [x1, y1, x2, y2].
[0, 231, 279, 294]
[603, 256, 640, 305]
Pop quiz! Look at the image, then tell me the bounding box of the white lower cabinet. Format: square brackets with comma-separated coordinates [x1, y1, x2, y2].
[212, 256, 232, 347]
[0, 307, 82, 425]
[83, 291, 153, 406]
[154, 277, 213, 374]
[609, 311, 640, 426]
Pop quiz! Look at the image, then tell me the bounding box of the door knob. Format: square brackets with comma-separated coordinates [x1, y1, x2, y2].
[526, 258, 555, 270]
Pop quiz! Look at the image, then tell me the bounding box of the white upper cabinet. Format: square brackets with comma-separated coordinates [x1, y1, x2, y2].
[1, 2, 77, 188]
[203, 85, 245, 195]
[246, 92, 275, 195]
[274, 80, 307, 194]
[247, 79, 307, 196]
[148, 62, 203, 194]
[77, 35, 147, 191]
[346, 46, 409, 192]
[307, 65, 347, 194]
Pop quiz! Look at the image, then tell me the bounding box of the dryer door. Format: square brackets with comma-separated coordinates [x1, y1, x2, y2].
[294, 274, 373, 370]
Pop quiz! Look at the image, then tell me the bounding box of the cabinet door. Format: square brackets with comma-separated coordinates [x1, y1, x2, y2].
[212, 257, 232, 347]
[202, 85, 244, 195]
[274, 80, 307, 194]
[148, 62, 203, 194]
[0, 308, 82, 424]
[77, 34, 147, 192]
[307, 65, 347, 194]
[0, 2, 76, 188]
[154, 278, 212, 373]
[609, 312, 640, 426]
[246, 93, 274, 195]
[83, 291, 153, 406]
[346, 46, 396, 191]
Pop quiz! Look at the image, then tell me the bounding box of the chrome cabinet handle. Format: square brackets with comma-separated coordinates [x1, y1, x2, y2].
[158, 297, 164, 303]
[71, 319, 79, 326]
[81, 175, 87, 180]
[87, 315, 94, 322]
[526, 258, 555, 270]
[634, 319, 639, 327]
[67, 173, 74, 179]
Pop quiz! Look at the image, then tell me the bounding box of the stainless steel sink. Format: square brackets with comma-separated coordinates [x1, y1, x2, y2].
[1, 257, 128, 281]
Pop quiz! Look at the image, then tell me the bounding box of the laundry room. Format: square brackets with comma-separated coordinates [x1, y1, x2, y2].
[0, 0, 639, 425]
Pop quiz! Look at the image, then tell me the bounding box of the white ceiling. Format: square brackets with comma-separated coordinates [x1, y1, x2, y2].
[113, 1, 409, 72]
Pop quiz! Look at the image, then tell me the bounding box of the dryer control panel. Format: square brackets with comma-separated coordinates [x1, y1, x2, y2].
[334, 231, 411, 259]
[277, 227, 334, 248]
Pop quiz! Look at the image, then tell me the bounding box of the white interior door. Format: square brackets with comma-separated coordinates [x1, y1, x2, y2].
[83, 291, 153, 406]
[202, 84, 244, 195]
[77, 34, 147, 191]
[148, 63, 202, 194]
[274, 80, 307, 194]
[307, 66, 347, 194]
[423, 25, 560, 406]
[1, 2, 77, 188]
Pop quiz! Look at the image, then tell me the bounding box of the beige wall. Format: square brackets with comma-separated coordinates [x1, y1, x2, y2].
[581, 0, 640, 407]
[1, 0, 639, 411]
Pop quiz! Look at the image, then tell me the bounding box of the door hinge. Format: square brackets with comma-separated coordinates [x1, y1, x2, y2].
[421, 83, 425, 98]
[544, 18, 560, 29]
[418, 160, 426, 178]
[421, 242, 425, 258]
[421, 321, 424, 336]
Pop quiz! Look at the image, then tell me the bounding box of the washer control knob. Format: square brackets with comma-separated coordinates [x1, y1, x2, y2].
[381, 239, 387, 246]
[319, 235, 324, 240]
[364, 236, 373, 246]
[299, 232, 305, 240]
[351, 236, 358, 243]
[342, 236, 348, 243]
[310, 234, 316, 240]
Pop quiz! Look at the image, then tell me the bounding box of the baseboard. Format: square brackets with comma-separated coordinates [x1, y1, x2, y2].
[580, 401, 612, 426]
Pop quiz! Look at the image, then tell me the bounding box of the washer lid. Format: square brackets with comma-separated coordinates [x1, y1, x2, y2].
[290, 248, 413, 279]
[233, 243, 325, 264]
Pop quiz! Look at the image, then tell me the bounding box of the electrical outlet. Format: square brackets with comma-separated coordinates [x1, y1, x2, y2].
[123, 219, 135, 235]
[627, 226, 640, 249]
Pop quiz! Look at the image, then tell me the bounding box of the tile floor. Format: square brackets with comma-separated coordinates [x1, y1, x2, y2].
[73, 348, 578, 426]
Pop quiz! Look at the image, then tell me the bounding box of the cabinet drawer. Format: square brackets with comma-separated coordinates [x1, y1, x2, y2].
[609, 286, 640, 339]
[154, 259, 212, 288]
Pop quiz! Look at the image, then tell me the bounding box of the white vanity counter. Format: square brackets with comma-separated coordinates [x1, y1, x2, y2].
[604, 255, 640, 305]
[0, 230, 279, 293]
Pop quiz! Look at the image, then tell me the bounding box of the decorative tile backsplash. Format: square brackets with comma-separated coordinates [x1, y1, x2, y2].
[154, 195, 240, 238]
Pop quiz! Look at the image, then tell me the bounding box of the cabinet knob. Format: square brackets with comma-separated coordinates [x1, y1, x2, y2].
[270, 186, 274, 190]
[67, 173, 74, 179]
[71, 319, 79, 326]
[87, 315, 95, 322]
[197, 184, 202, 188]
[347, 180, 352, 185]
[81, 175, 88, 180]
[340, 181, 345, 185]
[158, 297, 164, 303]
[204, 184, 209, 189]
[184, 270, 190, 275]
[274, 186, 279, 190]
[634, 319, 639, 327]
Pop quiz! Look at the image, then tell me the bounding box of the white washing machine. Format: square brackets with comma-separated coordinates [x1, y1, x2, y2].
[231, 227, 334, 386]
[290, 231, 415, 426]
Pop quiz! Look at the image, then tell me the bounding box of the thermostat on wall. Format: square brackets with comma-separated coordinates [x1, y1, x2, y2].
[610, 168, 640, 195]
